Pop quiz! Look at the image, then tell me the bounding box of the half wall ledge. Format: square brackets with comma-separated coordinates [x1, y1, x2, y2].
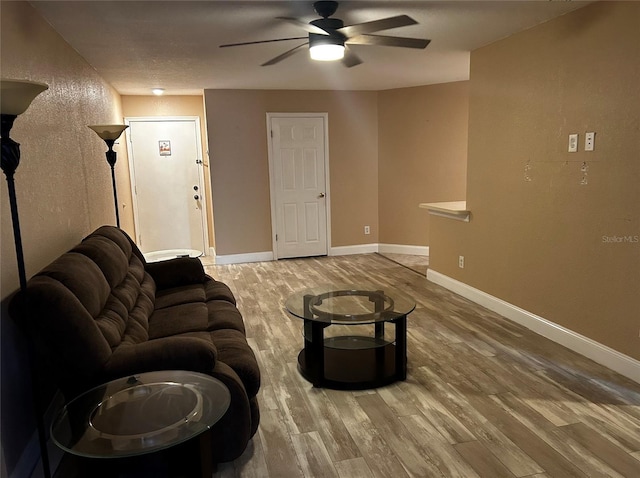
[419, 201, 470, 222]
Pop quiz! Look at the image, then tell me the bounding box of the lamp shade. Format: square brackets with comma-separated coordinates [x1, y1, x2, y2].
[1, 79, 49, 116]
[88, 124, 129, 141]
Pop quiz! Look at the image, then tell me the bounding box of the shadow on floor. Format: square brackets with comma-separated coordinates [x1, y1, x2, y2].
[376, 252, 428, 276]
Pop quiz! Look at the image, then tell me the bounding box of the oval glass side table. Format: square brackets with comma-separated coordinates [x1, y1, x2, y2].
[51, 370, 230, 476]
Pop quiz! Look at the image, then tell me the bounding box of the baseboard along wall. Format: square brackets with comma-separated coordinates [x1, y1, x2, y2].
[215, 243, 428, 264]
[427, 268, 640, 385]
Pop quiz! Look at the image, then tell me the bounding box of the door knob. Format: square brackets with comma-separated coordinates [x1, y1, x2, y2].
[194, 195, 200, 200]
[193, 185, 199, 191]
[318, 192, 325, 198]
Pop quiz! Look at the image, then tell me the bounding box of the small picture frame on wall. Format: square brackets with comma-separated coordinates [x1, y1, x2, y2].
[159, 140, 171, 156]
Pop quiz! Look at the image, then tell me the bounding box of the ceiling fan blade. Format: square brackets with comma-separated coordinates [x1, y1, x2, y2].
[220, 37, 308, 48]
[261, 42, 309, 66]
[347, 34, 430, 49]
[342, 47, 363, 68]
[338, 15, 417, 38]
[276, 17, 330, 35]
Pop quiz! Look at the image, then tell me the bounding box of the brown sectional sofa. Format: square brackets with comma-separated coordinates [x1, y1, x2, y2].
[10, 225, 260, 463]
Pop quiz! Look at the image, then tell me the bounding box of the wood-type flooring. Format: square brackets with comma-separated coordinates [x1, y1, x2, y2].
[203, 253, 640, 478]
[52, 253, 640, 477]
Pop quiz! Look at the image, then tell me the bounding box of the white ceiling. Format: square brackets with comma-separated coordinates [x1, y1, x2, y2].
[31, 1, 589, 95]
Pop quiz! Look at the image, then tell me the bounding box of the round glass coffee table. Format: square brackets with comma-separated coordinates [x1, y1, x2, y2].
[286, 284, 416, 390]
[51, 370, 230, 475]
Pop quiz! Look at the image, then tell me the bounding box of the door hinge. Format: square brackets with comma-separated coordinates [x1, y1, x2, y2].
[275, 234, 278, 241]
[270, 130, 273, 138]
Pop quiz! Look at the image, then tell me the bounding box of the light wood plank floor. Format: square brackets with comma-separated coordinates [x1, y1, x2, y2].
[204, 253, 640, 478]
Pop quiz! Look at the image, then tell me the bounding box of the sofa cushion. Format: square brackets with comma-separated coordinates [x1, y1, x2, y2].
[155, 285, 206, 310]
[14, 275, 113, 377]
[148, 303, 208, 339]
[72, 235, 132, 289]
[207, 300, 246, 334]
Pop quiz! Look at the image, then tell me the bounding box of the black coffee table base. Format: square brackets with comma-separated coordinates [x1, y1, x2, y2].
[297, 317, 407, 390]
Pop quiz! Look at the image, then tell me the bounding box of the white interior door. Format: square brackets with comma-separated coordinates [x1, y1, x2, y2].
[126, 117, 207, 254]
[269, 115, 329, 259]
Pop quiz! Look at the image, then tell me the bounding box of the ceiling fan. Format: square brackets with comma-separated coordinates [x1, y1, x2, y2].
[219, 1, 430, 68]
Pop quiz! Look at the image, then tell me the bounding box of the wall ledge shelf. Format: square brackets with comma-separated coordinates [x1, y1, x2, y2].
[419, 201, 470, 222]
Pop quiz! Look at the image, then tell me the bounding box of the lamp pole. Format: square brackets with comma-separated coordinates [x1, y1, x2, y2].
[1, 114, 27, 289]
[88, 124, 129, 228]
[105, 138, 120, 227]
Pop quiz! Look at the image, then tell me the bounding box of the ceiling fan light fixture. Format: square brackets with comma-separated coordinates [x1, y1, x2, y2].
[310, 43, 345, 61]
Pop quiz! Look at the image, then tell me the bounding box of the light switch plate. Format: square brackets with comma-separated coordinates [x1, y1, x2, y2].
[568, 134, 578, 152]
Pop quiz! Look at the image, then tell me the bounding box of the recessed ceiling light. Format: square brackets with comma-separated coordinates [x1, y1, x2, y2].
[152, 88, 165, 96]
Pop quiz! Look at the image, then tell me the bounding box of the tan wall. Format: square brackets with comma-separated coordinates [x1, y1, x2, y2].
[430, 2, 640, 360]
[204, 90, 378, 255]
[0, 2, 129, 474]
[378, 82, 469, 246]
[121, 95, 215, 248]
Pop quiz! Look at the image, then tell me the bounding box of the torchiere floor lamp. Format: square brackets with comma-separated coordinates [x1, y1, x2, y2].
[1, 78, 51, 478]
[88, 124, 129, 228]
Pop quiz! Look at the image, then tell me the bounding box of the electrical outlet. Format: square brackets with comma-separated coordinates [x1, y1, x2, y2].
[585, 132, 595, 151]
[458, 255, 465, 268]
[364, 225, 370, 235]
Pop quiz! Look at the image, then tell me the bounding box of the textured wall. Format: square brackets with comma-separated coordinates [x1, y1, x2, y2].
[1, 2, 132, 297]
[1, 2, 128, 474]
[378, 81, 469, 246]
[430, 2, 640, 360]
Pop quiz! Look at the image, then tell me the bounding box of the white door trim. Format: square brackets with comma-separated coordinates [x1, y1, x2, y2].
[124, 116, 209, 254]
[266, 113, 331, 260]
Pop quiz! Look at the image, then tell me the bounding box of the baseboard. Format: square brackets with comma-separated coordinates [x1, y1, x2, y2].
[330, 244, 379, 256]
[208, 246, 216, 257]
[427, 269, 640, 384]
[214, 244, 428, 264]
[215, 251, 274, 265]
[378, 244, 429, 256]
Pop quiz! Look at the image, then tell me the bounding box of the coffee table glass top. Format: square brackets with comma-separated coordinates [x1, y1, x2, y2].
[51, 370, 230, 458]
[285, 284, 416, 325]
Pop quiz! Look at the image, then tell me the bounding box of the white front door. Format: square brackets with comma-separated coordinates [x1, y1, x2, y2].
[125, 117, 207, 254]
[269, 115, 329, 259]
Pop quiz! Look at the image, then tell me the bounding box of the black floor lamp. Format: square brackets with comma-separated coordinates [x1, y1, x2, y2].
[1, 78, 51, 478]
[88, 124, 129, 228]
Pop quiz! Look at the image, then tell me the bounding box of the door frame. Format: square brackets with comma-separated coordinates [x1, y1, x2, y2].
[266, 113, 331, 260]
[124, 116, 210, 254]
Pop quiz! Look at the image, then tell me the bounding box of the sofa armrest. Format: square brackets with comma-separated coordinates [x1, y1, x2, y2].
[104, 336, 217, 378]
[145, 257, 206, 290]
